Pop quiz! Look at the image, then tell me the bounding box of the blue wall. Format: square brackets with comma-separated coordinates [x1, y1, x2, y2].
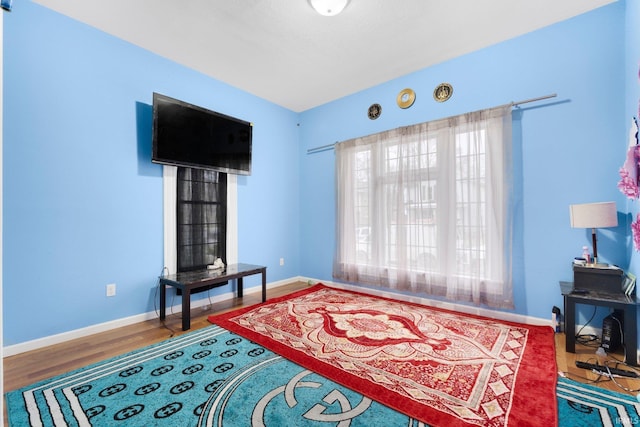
[3, 2, 300, 346]
[3, 1, 635, 347]
[299, 1, 629, 323]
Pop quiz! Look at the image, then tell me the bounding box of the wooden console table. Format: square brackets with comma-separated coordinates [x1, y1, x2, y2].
[159, 263, 267, 330]
[560, 281, 639, 366]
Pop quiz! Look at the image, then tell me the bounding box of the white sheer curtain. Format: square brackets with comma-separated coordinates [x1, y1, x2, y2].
[333, 105, 514, 309]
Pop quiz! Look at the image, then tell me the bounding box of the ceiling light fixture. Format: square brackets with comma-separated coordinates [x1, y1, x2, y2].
[308, 0, 350, 17]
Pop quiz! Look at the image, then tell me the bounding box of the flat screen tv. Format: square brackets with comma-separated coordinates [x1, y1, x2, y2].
[152, 93, 252, 175]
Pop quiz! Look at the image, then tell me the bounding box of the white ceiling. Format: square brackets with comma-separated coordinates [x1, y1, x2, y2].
[33, 0, 615, 112]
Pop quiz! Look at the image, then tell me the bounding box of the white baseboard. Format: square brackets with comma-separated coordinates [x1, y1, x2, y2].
[3, 277, 303, 357]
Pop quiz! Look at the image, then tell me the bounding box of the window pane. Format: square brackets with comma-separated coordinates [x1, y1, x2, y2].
[177, 168, 227, 272]
[334, 105, 512, 308]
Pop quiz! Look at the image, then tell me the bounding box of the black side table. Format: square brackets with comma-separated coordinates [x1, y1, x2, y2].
[560, 281, 639, 366]
[159, 263, 267, 331]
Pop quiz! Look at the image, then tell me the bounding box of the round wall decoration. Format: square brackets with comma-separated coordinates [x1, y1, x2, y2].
[396, 88, 416, 109]
[368, 103, 382, 120]
[433, 83, 453, 102]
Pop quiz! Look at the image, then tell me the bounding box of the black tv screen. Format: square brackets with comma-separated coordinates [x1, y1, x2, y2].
[152, 93, 252, 175]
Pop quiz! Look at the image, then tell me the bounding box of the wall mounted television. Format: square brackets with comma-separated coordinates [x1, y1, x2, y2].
[152, 93, 252, 175]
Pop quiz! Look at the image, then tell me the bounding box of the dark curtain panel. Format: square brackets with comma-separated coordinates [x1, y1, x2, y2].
[177, 167, 227, 272]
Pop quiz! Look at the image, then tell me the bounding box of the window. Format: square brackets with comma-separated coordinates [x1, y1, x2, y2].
[334, 106, 513, 309]
[162, 166, 237, 281]
[176, 168, 227, 272]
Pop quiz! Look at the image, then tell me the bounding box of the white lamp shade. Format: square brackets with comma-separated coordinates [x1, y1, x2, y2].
[308, 0, 350, 16]
[569, 202, 618, 229]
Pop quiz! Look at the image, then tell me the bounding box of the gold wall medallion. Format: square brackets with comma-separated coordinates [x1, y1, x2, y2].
[433, 83, 453, 102]
[396, 88, 416, 109]
[368, 103, 382, 120]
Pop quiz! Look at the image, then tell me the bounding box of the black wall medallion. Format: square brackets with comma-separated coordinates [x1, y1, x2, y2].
[368, 103, 382, 120]
[433, 83, 453, 102]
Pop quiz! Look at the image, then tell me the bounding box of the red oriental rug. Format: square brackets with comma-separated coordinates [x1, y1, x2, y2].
[208, 284, 558, 427]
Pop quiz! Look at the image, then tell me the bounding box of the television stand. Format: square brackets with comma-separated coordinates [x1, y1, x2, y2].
[159, 263, 266, 330]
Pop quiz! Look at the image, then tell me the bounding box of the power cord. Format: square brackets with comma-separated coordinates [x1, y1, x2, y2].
[575, 306, 599, 347]
[602, 359, 640, 393]
[154, 266, 176, 337]
[153, 266, 214, 336]
[559, 365, 614, 386]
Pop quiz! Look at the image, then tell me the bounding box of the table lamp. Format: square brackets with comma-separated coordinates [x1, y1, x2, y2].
[569, 201, 618, 265]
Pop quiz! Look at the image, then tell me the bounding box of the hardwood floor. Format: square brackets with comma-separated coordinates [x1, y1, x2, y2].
[3, 282, 310, 392]
[4, 281, 640, 423]
[555, 330, 640, 395]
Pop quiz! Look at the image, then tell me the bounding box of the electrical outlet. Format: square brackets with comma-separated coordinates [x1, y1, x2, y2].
[106, 283, 116, 297]
[280, 258, 285, 266]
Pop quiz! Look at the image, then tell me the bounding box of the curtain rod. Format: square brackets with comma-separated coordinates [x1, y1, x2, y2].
[511, 93, 557, 107]
[306, 93, 558, 155]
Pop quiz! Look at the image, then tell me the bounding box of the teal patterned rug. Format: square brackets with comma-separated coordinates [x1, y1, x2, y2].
[556, 375, 640, 427]
[5, 325, 640, 426]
